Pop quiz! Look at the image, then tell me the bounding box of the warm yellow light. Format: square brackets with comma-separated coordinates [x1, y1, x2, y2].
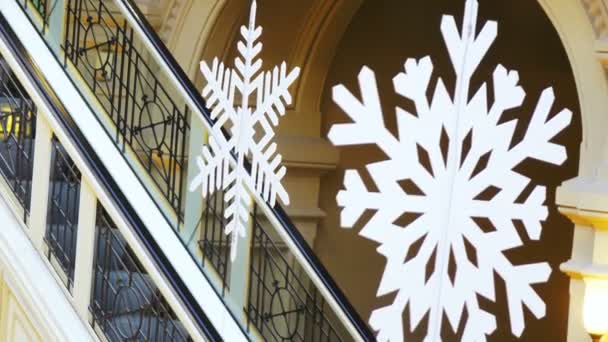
[584, 279, 608, 336]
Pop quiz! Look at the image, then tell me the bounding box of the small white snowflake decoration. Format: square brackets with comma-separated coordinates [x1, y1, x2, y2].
[189, 0, 300, 261]
[328, 0, 571, 341]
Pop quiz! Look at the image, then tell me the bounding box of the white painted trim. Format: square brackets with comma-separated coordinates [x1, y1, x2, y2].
[72, 179, 98, 318]
[0, 2, 246, 340]
[28, 115, 53, 251]
[561, 260, 608, 279]
[0, 188, 95, 342]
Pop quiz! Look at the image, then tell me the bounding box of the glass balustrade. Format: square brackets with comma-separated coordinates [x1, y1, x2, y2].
[13, 0, 369, 339]
[0, 56, 36, 221]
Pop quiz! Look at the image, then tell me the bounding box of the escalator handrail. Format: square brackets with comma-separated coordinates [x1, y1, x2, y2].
[116, 1, 374, 340]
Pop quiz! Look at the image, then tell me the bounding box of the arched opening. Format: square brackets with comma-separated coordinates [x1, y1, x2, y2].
[316, 0, 581, 340]
[160, 0, 602, 339]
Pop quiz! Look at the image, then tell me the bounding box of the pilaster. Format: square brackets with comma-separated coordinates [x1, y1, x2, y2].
[557, 175, 608, 341]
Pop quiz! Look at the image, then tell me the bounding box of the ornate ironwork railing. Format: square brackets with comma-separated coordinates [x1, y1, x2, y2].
[197, 190, 231, 291]
[247, 205, 344, 341]
[45, 137, 81, 291]
[12, 0, 375, 338]
[91, 206, 191, 341]
[28, 0, 49, 26]
[63, 0, 189, 222]
[0, 15, 205, 339]
[0, 56, 36, 220]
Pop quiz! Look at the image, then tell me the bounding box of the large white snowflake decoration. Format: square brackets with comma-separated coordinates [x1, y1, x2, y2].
[189, 0, 300, 261]
[328, 1, 572, 341]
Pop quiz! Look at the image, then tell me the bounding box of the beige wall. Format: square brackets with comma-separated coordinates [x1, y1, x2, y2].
[0, 272, 43, 342]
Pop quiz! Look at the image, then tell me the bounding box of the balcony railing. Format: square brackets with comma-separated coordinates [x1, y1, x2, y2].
[92, 206, 190, 341]
[45, 136, 81, 291]
[0, 16, 198, 341]
[64, 0, 189, 221]
[0, 59, 35, 220]
[7, 0, 374, 339]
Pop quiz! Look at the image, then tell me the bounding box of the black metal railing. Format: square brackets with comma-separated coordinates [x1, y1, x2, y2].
[63, 0, 189, 222]
[11, 0, 375, 338]
[0, 56, 36, 220]
[197, 190, 231, 292]
[91, 206, 191, 341]
[45, 137, 81, 291]
[246, 205, 344, 341]
[29, 0, 49, 25]
[111, 1, 374, 338]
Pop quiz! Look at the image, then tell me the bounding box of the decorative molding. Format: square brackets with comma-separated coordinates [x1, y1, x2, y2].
[596, 37, 608, 68]
[581, 1, 608, 70]
[290, 0, 363, 114]
[277, 135, 339, 172]
[133, 0, 166, 29]
[0, 281, 43, 342]
[283, 206, 326, 220]
[557, 177, 608, 215]
[559, 206, 608, 230]
[580, 0, 608, 38]
[158, 0, 190, 46]
[0, 194, 94, 341]
[560, 260, 608, 280]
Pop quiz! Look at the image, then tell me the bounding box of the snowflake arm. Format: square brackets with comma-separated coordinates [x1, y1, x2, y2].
[329, 66, 400, 154]
[234, 0, 262, 96]
[223, 165, 251, 261]
[247, 63, 300, 206]
[188, 136, 232, 197]
[510, 88, 572, 166]
[252, 63, 300, 127]
[249, 141, 288, 205]
[201, 58, 239, 130]
[440, 1, 497, 81]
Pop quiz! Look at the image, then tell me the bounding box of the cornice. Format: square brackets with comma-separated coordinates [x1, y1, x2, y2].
[158, 0, 189, 46]
[581, 0, 608, 38]
[561, 260, 608, 280]
[596, 36, 608, 70]
[581, 0, 608, 70]
[132, 0, 165, 29]
[559, 206, 608, 231]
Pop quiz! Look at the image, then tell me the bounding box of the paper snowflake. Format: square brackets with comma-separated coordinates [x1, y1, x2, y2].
[328, 1, 571, 341]
[189, 0, 300, 261]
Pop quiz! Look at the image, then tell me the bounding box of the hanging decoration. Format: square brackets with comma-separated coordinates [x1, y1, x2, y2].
[328, 0, 571, 340]
[190, 0, 300, 261]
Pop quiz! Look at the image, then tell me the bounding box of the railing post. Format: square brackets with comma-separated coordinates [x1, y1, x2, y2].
[182, 120, 207, 254]
[28, 116, 53, 250]
[72, 178, 97, 318]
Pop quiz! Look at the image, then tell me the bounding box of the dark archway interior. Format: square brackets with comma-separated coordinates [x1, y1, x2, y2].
[316, 0, 581, 340]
